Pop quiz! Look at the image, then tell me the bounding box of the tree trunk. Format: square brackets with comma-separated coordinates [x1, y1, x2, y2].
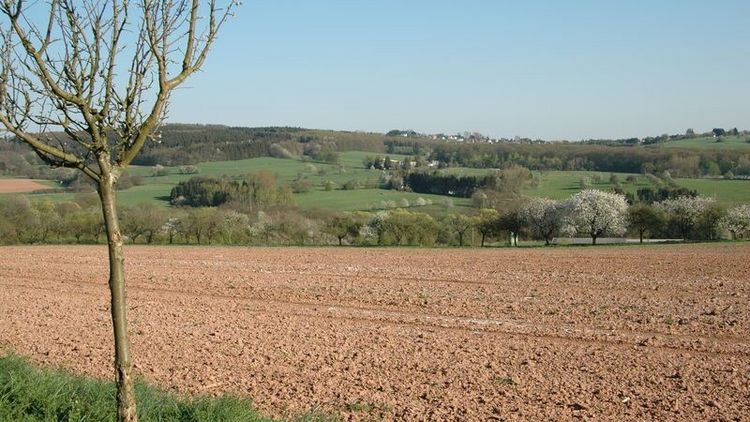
[639, 229, 644, 244]
[98, 178, 138, 422]
[480, 233, 486, 247]
[592, 234, 597, 245]
[338, 236, 344, 246]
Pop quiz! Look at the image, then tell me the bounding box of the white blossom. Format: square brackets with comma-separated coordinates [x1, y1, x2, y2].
[720, 205, 750, 239]
[570, 189, 629, 244]
[520, 198, 570, 245]
[655, 196, 715, 239]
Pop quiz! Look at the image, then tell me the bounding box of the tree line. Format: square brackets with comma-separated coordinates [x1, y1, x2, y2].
[428, 142, 750, 178]
[8, 125, 749, 184]
[399, 165, 536, 198]
[3, 190, 748, 247]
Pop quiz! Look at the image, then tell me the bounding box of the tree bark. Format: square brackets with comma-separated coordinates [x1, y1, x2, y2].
[98, 177, 138, 422]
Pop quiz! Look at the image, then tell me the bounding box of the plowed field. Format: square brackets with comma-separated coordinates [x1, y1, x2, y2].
[1, 244, 749, 420]
[0, 179, 50, 193]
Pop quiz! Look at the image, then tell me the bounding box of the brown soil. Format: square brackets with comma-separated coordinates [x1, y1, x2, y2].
[1, 244, 749, 420]
[0, 179, 50, 193]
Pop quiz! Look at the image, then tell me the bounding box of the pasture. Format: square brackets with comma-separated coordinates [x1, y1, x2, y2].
[528, 171, 750, 206]
[652, 135, 750, 151]
[2, 151, 749, 209]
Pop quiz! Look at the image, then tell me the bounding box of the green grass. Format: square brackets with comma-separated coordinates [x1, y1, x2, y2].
[335, 150, 411, 168]
[122, 153, 393, 208]
[526, 171, 652, 200]
[3, 153, 749, 210]
[424, 168, 750, 206]
[8, 152, 431, 210]
[651, 135, 750, 151]
[0, 353, 338, 422]
[524, 170, 750, 206]
[674, 178, 750, 206]
[0, 354, 267, 421]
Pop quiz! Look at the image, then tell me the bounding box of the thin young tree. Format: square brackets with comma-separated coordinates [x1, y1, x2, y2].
[0, 1, 238, 420]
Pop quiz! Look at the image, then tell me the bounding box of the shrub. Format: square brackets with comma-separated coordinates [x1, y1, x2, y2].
[178, 165, 200, 175]
[290, 179, 313, 193]
[342, 179, 361, 190]
[268, 143, 296, 159]
[151, 164, 170, 177]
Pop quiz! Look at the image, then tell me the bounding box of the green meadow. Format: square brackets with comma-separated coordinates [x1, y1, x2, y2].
[651, 135, 750, 151]
[3, 151, 749, 209]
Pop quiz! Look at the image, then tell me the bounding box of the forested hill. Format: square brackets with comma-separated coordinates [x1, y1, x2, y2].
[137, 124, 750, 178]
[2, 124, 750, 179]
[135, 125, 419, 166]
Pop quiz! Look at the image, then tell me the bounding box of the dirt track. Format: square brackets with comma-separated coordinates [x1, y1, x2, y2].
[1, 244, 749, 420]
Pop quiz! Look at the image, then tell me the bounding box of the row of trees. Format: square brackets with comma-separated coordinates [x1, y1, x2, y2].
[509, 192, 745, 244]
[3, 192, 749, 247]
[390, 165, 536, 199]
[428, 143, 750, 178]
[8, 124, 750, 184]
[404, 172, 495, 197]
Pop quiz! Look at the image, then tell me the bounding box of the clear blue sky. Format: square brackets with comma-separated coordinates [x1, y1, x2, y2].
[168, 0, 750, 140]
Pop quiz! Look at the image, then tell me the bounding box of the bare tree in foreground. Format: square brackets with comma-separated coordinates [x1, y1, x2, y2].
[0, 1, 238, 420]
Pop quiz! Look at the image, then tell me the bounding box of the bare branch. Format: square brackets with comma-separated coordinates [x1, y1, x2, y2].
[0, 0, 239, 170]
[0, 4, 238, 421]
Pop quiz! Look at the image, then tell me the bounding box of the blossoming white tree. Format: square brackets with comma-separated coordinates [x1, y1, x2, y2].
[570, 189, 629, 244]
[720, 205, 750, 240]
[520, 198, 571, 245]
[656, 196, 715, 240]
